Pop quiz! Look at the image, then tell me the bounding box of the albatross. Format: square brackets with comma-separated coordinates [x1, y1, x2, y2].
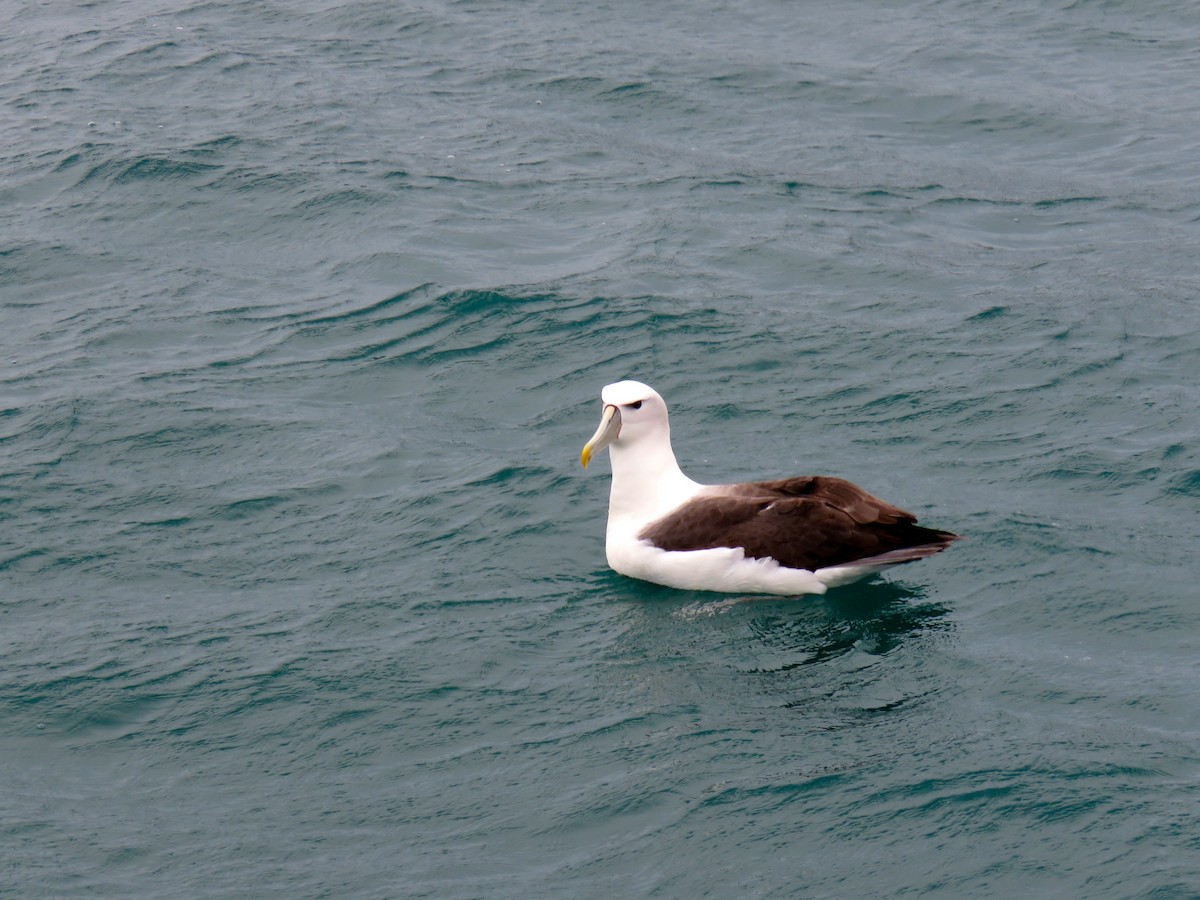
[580, 380, 960, 595]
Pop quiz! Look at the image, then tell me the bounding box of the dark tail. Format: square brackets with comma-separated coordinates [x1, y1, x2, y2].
[850, 528, 962, 569]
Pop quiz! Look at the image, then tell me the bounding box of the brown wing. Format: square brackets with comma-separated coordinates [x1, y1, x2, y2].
[638, 476, 960, 571]
[719, 476, 917, 525]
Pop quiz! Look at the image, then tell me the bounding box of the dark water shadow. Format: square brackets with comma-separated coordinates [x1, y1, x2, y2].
[596, 573, 958, 742]
[817, 579, 952, 651]
[728, 581, 956, 731]
[603, 571, 953, 667]
[729, 580, 952, 667]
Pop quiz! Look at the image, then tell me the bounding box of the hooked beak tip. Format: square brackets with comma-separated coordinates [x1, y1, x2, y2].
[580, 403, 620, 470]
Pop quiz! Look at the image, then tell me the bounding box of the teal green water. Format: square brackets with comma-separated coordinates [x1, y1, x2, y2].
[3, 0, 1199, 896]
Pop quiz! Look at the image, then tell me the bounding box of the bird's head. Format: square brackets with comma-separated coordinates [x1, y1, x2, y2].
[580, 380, 669, 468]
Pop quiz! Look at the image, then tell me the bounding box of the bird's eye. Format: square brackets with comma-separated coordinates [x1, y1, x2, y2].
[628, 401, 643, 410]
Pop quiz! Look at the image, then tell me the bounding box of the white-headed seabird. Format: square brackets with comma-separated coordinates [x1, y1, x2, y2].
[580, 380, 960, 595]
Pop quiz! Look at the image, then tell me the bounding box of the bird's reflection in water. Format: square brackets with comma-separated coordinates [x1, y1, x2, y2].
[758, 582, 952, 723]
[676, 579, 953, 715]
[679, 580, 948, 650]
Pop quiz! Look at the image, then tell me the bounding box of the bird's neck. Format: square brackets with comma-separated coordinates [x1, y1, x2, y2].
[607, 438, 700, 523]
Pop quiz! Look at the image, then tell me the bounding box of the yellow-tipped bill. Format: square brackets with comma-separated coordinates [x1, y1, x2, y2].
[581, 404, 622, 468]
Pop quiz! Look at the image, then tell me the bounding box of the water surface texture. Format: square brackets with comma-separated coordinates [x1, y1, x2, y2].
[3, 0, 1199, 896]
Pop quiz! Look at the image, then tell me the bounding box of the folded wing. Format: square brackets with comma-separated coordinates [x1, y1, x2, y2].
[638, 475, 960, 571]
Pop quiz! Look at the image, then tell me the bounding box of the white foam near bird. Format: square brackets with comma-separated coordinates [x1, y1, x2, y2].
[580, 380, 960, 596]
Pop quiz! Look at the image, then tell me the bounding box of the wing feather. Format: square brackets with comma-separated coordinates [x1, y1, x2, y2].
[638, 476, 959, 571]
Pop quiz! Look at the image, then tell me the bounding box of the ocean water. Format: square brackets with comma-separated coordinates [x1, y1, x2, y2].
[3, 0, 1199, 896]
